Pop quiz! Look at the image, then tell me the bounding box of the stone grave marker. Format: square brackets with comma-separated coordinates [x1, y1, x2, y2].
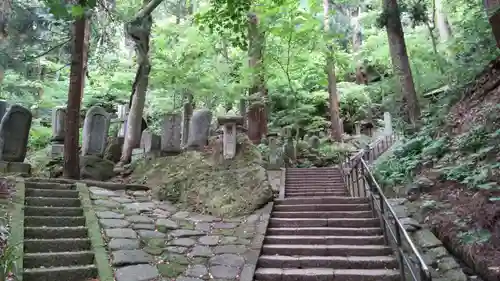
[187, 109, 212, 150]
[0, 105, 33, 175]
[141, 129, 161, 154]
[117, 104, 129, 139]
[217, 116, 243, 159]
[82, 106, 111, 157]
[181, 102, 193, 147]
[268, 137, 283, 170]
[51, 106, 66, 157]
[161, 113, 182, 154]
[0, 100, 8, 122]
[384, 112, 393, 136]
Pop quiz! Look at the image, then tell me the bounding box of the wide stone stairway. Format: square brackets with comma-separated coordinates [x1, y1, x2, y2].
[254, 167, 400, 281]
[21, 181, 99, 281]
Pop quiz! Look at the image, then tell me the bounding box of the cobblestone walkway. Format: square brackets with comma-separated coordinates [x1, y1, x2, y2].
[89, 187, 270, 281]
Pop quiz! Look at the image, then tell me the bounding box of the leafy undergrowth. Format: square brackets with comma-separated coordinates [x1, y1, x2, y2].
[374, 57, 500, 280]
[128, 133, 273, 218]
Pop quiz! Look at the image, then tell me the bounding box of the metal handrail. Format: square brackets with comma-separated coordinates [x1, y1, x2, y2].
[339, 134, 432, 281]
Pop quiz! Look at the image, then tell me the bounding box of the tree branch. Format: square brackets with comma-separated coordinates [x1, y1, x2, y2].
[131, 0, 165, 22]
[22, 39, 71, 61]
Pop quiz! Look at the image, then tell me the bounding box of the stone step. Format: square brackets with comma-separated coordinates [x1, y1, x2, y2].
[262, 244, 392, 256]
[285, 173, 343, 177]
[275, 197, 368, 205]
[25, 206, 84, 217]
[285, 191, 348, 197]
[25, 188, 79, 198]
[24, 216, 86, 227]
[25, 197, 81, 207]
[23, 264, 98, 281]
[271, 211, 373, 219]
[285, 177, 344, 181]
[25, 182, 75, 190]
[24, 238, 92, 253]
[269, 218, 379, 228]
[284, 186, 346, 190]
[24, 251, 95, 268]
[274, 203, 370, 212]
[267, 227, 382, 236]
[258, 255, 398, 269]
[254, 268, 399, 281]
[24, 226, 88, 239]
[264, 235, 385, 245]
[285, 185, 345, 189]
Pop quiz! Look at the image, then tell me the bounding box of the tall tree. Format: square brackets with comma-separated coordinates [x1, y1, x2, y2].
[351, 5, 367, 85]
[435, 0, 452, 41]
[247, 12, 268, 144]
[117, 0, 165, 167]
[324, 0, 342, 141]
[382, 0, 421, 127]
[63, 7, 90, 179]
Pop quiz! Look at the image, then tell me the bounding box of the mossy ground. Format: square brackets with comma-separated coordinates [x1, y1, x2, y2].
[129, 133, 273, 218]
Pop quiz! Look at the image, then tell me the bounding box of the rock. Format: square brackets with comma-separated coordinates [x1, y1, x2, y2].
[111, 250, 154, 266]
[425, 246, 448, 261]
[108, 239, 140, 250]
[124, 202, 156, 213]
[400, 217, 421, 232]
[127, 215, 154, 224]
[185, 264, 208, 278]
[132, 224, 155, 230]
[156, 218, 179, 231]
[406, 183, 421, 202]
[413, 229, 442, 248]
[437, 256, 460, 271]
[105, 228, 137, 239]
[199, 236, 219, 246]
[213, 245, 247, 254]
[96, 211, 124, 219]
[195, 223, 211, 232]
[188, 214, 219, 222]
[93, 199, 120, 208]
[89, 187, 117, 197]
[416, 176, 434, 192]
[176, 278, 204, 281]
[190, 245, 213, 257]
[209, 254, 245, 267]
[213, 222, 237, 229]
[209, 265, 240, 279]
[165, 246, 187, 254]
[137, 230, 166, 239]
[170, 238, 196, 247]
[170, 229, 204, 238]
[80, 155, 116, 181]
[100, 219, 130, 228]
[392, 204, 408, 218]
[111, 197, 133, 203]
[172, 211, 190, 220]
[115, 264, 160, 281]
[157, 262, 187, 278]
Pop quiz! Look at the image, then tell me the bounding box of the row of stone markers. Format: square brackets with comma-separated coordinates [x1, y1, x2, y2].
[0, 100, 33, 174]
[51, 102, 245, 162]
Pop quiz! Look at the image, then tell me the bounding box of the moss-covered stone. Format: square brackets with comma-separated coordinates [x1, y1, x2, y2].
[144, 246, 163, 255]
[157, 262, 187, 278]
[162, 253, 190, 265]
[130, 133, 273, 217]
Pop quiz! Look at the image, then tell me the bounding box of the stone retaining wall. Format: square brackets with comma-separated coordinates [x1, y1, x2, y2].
[388, 198, 477, 281]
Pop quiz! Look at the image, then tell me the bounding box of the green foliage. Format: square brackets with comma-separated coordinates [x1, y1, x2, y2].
[28, 120, 52, 151]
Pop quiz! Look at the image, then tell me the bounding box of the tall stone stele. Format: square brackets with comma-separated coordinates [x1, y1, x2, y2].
[186, 109, 212, 150]
[384, 112, 393, 136]
[82, 106, 111, 157]
[181, 102, 193, 147]
[0, 105, 33, 175]
[161, 113, 182, 154]
[51, 106, 66, 157]
[117, 104, 129, 140]
[0, 100, 9, 122]
[217, 115, 244, 159]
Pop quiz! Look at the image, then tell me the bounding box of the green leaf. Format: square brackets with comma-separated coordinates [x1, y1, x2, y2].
[71, 5, 85, 18]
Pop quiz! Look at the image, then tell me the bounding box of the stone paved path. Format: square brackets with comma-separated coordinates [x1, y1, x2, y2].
[89, 187, 269, 281]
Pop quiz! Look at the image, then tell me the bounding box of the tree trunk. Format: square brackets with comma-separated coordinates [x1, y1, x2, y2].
[63, 13, 90, 179]
[352, 6, 367, 85]
[117, 0, 155, 166]
[0, 0, 9, 42]
[324, 0, 342, 142]
[247, 12, 267, 144]
[435, 0, 452, 42]
[384, 0, 421, 127]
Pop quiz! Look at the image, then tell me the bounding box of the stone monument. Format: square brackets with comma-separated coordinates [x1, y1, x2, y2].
[51, 106, 66, 157]
[217, 116, 244, 160]
[0, 105, 33, 175]
[82, 106, 111, 157]
[186, 109, 212, 150]
[384, 112, 393, 136]
[161, 113, 182, 154]
[181, 102, 193, 147]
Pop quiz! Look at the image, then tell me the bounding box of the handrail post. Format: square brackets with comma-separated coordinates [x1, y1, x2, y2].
[395, 219, 406, 281]
[380, 195, 388, 244]
[354, 162, 359, 197]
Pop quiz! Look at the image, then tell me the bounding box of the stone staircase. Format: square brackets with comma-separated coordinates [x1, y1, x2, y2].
[21, 181, 98, 281]
[254, 167, 400, 281]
